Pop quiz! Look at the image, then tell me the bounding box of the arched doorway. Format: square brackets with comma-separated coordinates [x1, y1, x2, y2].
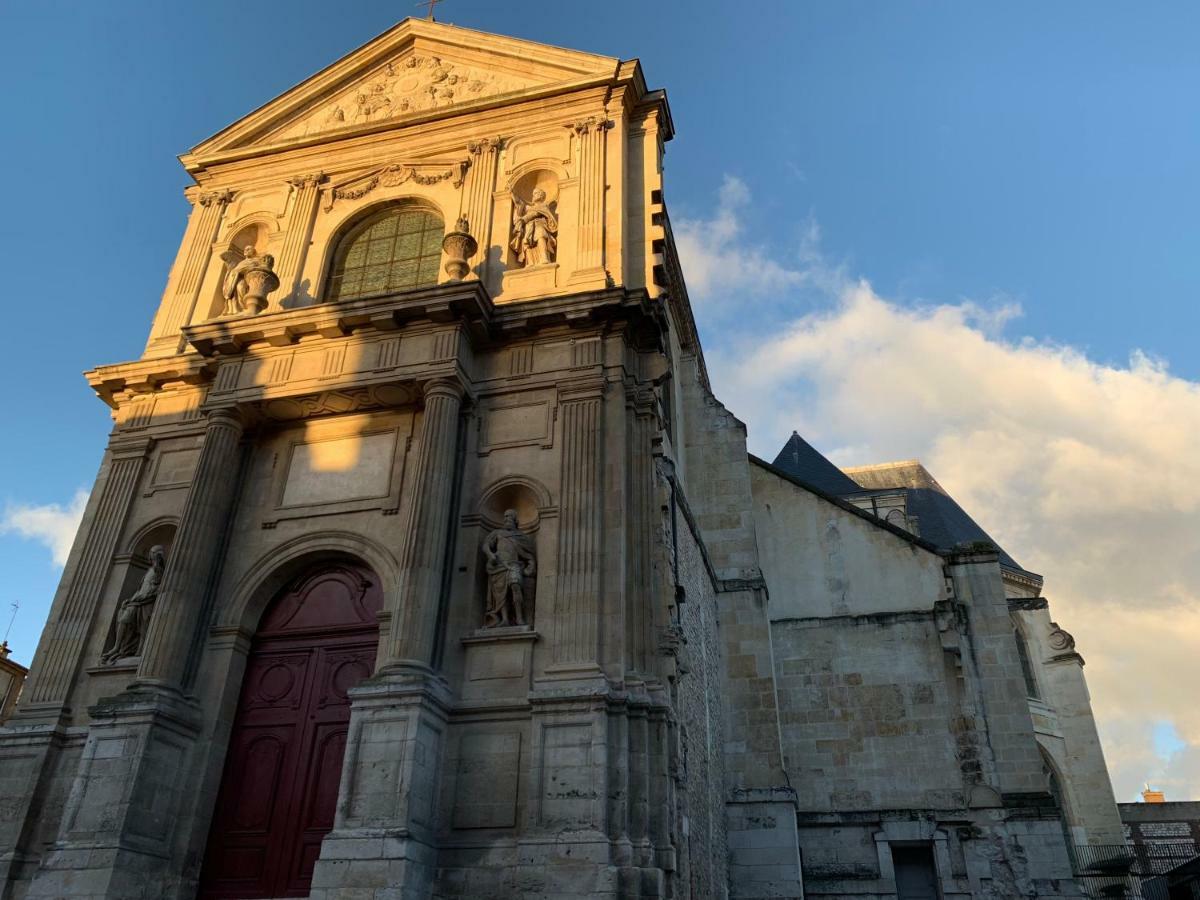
[199, 562, 382, 898]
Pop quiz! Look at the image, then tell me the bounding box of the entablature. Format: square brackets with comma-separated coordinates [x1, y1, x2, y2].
[92, 282, 664, 419]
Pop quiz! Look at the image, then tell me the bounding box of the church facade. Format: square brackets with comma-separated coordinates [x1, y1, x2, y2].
[0, 19, 1122, 900]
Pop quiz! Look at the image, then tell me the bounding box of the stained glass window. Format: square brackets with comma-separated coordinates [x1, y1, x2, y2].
[326, 205, 443, 302]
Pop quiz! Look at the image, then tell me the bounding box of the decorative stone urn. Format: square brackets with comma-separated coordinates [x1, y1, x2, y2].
[441, 216, 478, 281]
[221, 248, 280, 316]
[238, 262, 280, 315]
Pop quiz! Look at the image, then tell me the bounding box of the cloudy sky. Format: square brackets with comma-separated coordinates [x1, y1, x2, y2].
[2, 1, 1197, 801]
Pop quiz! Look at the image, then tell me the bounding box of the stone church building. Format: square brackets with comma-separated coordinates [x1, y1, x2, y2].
[0, 18, 1125, 900]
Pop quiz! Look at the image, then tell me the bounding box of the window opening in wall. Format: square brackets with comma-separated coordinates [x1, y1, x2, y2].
[326, 204, 443, 302]
[893, 844, 940, 900]
[1014, 627, 1041, 699]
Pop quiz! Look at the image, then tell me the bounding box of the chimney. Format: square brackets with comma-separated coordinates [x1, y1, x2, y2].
[1142, 787, 1166, 803]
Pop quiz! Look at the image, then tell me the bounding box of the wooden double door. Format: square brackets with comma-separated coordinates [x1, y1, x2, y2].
[199, 564, 382, 898]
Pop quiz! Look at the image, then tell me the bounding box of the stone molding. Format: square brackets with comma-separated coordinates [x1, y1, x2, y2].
[88, 284, 660, 413]
[1007, 596, 1050, 611]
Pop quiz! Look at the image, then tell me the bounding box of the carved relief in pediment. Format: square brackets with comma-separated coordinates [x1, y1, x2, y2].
[270, 54, 535, 143]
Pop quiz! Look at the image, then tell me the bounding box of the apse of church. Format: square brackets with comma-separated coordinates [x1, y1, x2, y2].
[0, 16, 1119, 900]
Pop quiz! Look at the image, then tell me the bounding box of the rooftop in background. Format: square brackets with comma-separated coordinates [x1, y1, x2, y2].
[770, 432, 1039, 581]
[771, 431, 862, 495]
[840, 459, 1030, 575]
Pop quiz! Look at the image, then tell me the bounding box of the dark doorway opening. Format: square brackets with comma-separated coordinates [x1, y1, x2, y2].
[893, 843, 941, 900]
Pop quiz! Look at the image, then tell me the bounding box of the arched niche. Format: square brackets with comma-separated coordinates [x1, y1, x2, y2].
[478, 475, 552, 531]
[98, 518, 178, 667]
[472, 477, 553, 631]
[505, 168, 560, 270]
[205, 220, 274, 320]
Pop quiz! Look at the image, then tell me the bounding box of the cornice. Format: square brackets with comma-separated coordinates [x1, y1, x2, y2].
[86, 355, 215, 409]
[86, 284, 662, 408]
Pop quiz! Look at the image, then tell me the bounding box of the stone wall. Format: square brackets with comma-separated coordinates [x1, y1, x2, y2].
[666, 461, 729, 899]
[752, 462, 1083, 898]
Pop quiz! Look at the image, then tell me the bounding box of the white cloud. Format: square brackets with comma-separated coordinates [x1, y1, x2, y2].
[1, 490, 88, 567]
[678, 178, 1200, 801]
[674, 175, 828, 309]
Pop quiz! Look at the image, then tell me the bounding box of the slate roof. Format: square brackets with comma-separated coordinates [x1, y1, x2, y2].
[768, 433, 1038, 579]
[840, 459, 1030, 574]
[771, 431, 863, 496]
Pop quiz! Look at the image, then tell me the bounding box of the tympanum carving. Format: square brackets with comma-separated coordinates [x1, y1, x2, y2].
[510, 188, 558, 267]
[482, 509, 536, 628]
[101, 545, 166, 664]
[273, 55, 531, 142]
[221, 246, 279, 316]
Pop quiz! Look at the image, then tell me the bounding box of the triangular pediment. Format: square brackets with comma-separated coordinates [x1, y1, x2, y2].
[189, 18, 620, 160]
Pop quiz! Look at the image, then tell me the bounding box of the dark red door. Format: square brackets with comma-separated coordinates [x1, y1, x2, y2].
[199, 564, 382, 898]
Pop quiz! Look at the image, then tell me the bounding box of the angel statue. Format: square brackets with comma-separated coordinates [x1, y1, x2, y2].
[220, 245, 279, 316]
[509, 188, 558, 267]
[481, 509, 536, 628]
[101, 545, 167, 665]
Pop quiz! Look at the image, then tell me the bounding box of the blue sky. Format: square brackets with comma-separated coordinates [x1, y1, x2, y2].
[1, 1, 1198, 800]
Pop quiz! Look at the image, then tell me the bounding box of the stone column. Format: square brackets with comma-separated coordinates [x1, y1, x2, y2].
[384, 376, 465, 673]
[570, 117, 611, 282]
[22, 436, 151, 710]
[26, 407, 246, 898]
[463, 138, 502, 270]
[275, 172, 324, 305]
[144, 189, 231, 357]
[136, 406, 245, 691]
[549, 381, 605, 673]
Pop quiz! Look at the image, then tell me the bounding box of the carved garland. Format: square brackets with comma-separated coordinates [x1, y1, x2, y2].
[323, 161, 469, 211]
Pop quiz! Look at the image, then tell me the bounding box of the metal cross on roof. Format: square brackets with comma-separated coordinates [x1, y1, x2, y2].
[416, 0, 443, 21]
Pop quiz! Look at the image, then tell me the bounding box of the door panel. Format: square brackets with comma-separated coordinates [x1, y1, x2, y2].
[199, 565, 381, 899]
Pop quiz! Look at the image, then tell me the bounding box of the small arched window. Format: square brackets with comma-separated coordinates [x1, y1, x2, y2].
[326, 204, 444, 302]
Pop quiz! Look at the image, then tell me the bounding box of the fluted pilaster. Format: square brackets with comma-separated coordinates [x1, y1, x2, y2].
[572, 117, 611, 276]
[551, 386, 604, 667]
[276, 172, 324, 304]
[24, 439, 150, 707]
[145, 190, 231, 354]
[136, 407, 245, 690]
[385, 377, 465, 671]
[463, 139, 502, 268]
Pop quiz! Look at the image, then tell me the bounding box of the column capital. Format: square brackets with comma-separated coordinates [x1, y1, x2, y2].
[422, 375, 467, 403]
[197, 188, 234, 208]
[467, 136, 506, 155]
[107, 434, 154, 460]
[204, 405, 248, 429]
[287, 171, 325, 189]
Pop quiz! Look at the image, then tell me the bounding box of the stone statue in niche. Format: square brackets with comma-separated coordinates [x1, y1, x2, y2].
[482, 509, 536, 628]
[101, 545, 166, 664]
[510, 188, 558, 267]
[220, 245, 279, 316]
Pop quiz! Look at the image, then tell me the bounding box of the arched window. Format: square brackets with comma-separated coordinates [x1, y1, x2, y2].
[326, 204, 444, 302]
